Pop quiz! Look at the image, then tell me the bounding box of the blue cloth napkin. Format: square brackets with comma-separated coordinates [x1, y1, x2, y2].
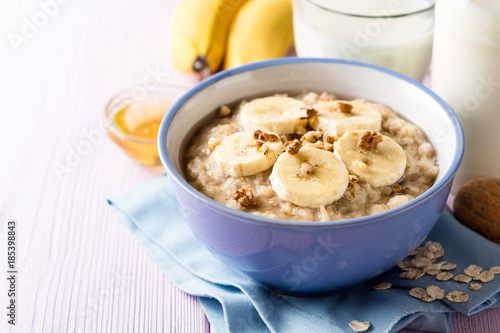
[108, 176, 500, 333]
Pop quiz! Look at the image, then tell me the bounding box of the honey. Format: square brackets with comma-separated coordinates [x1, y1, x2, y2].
[107, 98, 173, 166]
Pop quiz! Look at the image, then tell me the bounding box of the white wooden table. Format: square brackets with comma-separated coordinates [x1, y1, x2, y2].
[1, 0, 498, 332]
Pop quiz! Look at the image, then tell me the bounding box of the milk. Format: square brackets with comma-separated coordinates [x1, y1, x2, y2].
[430, 0, 500, 191]
[292, 0, 435, 81]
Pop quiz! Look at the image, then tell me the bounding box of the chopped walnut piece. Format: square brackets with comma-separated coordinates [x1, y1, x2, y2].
[253, 129, 279, 142]
[357, 131, 383, 149]
[300, 106, 318, 119]
[252, 140, 265, 150]
[323, 134, 335, 144]
[233, 189, 255, 207]
[337, 102, 353, 113]
[283, 139, 301, 155]
[297, 161, 314, 177]
[392, 184, 402, 193]
[217, 105, 232, 117]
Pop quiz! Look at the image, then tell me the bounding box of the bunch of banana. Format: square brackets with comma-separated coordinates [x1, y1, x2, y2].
[223, 0, 294, 69]
[170, 0, 293, 74]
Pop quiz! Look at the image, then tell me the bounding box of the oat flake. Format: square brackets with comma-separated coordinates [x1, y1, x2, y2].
[427, 285, 445, 299]
[464, 264, 482, 278]
[349, 320, 371, 332]
[478, 270, 494, 283]
[470, 283, 482, 290]
[436, 272, 454, 281]
[373, 282, 392, 290]
[454, 274, 472, 283]
[446, 291, 469, 303]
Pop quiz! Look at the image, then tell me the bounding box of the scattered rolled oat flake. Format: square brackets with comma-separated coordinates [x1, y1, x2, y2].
[470, 283, 482, 290]
[217, 105, 232, 117]
[349, 320, 371, 332]
[397, 260, 413, 271]
[436, 272, 454, 281]
[489, 266, 500, 275]
[440, 263, 457, 270]
[410, 248, 421, 256]
[409, 287, 427, 299]
[420, 295, 436, 302]
[478, 270, 495, 283]
[400, 268, 425, 280]
[464, 264, 482, 278]
[426, 285, 445, 299]
[446, 291, 469, 303]
[454, 274, 472, 283]
[412, 257, 433, 268]
[373, 282, 392, 290]
[426, 242, 442, 253]
[424, 264, 442, 276]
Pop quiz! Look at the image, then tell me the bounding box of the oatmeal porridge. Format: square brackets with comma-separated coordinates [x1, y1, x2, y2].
[183, 91, 439, 222]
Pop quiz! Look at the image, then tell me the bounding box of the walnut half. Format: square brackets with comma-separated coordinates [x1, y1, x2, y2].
[233, 188, 255, 207]
[357, 131, 383, 149]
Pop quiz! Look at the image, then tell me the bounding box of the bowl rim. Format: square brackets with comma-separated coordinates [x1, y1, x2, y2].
[158, 57, 464, 228]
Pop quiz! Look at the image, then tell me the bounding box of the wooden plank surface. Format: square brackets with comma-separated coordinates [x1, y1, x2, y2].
[0, 0, 498, 332]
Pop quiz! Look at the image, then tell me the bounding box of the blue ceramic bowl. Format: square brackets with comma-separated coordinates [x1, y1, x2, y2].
[158, 58, 464, 295]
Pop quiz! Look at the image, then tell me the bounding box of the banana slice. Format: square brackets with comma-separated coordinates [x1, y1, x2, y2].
[211, 130, 283, 177]
[270, 147, 349, 208]
[239, 96, 308, 135]
[334, 130, 407, 188]
[310, 100, 381, 137]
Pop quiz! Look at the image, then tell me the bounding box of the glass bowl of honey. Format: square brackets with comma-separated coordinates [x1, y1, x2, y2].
[105, 83, 191, 167]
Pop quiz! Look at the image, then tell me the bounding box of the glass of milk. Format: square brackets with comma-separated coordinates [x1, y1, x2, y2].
[292, 0, 435, 81]
[430, 0, 500, 191]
